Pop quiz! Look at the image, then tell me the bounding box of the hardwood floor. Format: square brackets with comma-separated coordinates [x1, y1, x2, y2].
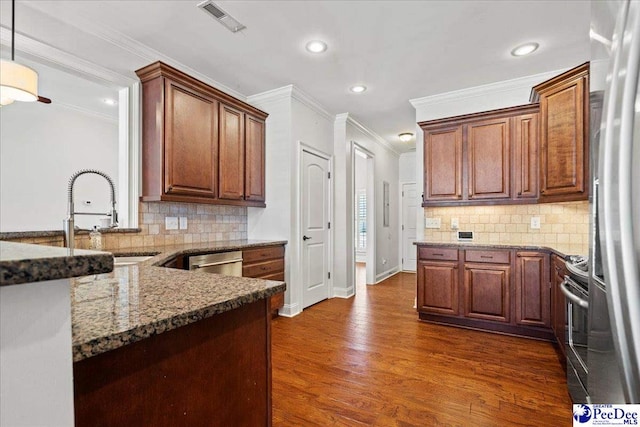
[271, 270, 572, 426]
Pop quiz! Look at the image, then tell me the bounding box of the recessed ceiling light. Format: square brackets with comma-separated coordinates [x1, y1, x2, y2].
[305, 40, 327, 54]
[103, 98, 117, 106]
[350, 85, 367, 94]
[398, 133, 413, 142]
[511, 42, 539, 57]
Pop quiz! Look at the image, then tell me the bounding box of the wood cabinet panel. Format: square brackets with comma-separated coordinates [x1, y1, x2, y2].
[245, 115, 266, 202]
[417, 260, 459, 316]
[164, 80, 218, 198]
[514, 113, 539, 199]
[243, 259, 285, 278]
[417, 247, 458, 261]
[467, 118, 510, 200]
[243, 246, 285, 264]
[423, 126, 463, 201]
[219, 104, 245, 200]
[464, 264, 510, 323]
[243, 244, 286, 316]
[534, 63, 589, 202]
[465, 249, 510, 264]
[551, 254, 568, 359]
[515, 252, 550, 327]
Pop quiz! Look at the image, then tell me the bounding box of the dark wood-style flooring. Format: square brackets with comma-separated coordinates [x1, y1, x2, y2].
[271, 265, 572, 426]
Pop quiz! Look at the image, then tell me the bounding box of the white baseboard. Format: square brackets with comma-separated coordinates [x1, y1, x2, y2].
[375, 266, 400, 283]
[333, 286, 355, 298]
[277, 302, 301, 318]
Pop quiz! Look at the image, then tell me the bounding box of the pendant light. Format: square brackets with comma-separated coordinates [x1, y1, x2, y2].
[0, 0, 39, 106]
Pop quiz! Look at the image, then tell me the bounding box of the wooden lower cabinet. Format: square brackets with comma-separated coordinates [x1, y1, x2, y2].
[417, 260, 459, 315]
[515, 251, 550, 327]
[243, 245, 286, 315]
[551, 254, 568, 362]
[464, 264, 510, 323]
[417, 245, 554, 341]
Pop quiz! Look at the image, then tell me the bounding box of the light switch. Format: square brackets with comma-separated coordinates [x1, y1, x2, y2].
[165, 216, 179, 230]
[451, 218, 459, 230]
[530, 216, 541, 229]
[425, 217, 441, 229]
[179, 217, 188, 230]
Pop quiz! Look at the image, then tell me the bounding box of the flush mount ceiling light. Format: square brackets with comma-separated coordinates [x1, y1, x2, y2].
[198, 0, 246, 33]
[305, 40, 327, 54]
[398, 133, 413, 142]
[510, 42, 539, 57]
[350, 85, 367, 94]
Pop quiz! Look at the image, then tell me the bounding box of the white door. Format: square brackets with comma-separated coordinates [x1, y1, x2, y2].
[302, 150, 330, 308]
[402, 183, 417, 271]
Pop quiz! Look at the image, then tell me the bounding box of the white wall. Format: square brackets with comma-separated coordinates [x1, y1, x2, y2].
[399, 151, 416, 183]
[334, 114, 401, 289]
[247, 85, 333, 317]
[409, 68, 565, 240]
[0, 102, 119, 231]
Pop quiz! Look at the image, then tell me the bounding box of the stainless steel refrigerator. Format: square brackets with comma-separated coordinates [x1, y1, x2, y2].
[589, 0, 640, 403]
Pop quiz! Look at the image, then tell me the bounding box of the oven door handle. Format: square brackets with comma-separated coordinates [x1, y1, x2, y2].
[560, 278, 589, 309]
[193, 258, 243, 268]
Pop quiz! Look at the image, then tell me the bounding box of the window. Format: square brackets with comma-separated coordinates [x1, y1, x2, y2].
[355, 190, 367, 250]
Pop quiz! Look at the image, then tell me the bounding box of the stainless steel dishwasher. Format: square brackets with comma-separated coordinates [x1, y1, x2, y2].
[188, 251, 243, 276]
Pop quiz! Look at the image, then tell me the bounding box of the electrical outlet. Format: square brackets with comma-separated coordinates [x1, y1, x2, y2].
[451, 218, 459, 230]
[425, 217, 441, 229]
[179, 217, 188, 230]
[165, 216, 179, 230]
[530, 216, 541, 229]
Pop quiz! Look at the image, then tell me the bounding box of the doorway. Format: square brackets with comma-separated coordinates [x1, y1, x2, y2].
[301, 149, 331, 308]
[401, 182, 417, 271]
[353, 145, 375, 286]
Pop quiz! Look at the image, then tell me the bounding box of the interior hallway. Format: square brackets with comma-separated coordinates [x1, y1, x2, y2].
[271, 268, 571, 426]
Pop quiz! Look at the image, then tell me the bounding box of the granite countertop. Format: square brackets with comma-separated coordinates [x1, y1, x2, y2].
[0, 241, 114, 286]
[72, 239, 286, 362]
[413, 241, 574, 258]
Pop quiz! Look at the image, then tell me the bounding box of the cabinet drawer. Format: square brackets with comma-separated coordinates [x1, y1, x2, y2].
[243, 246, 285, 264]
[418, 247, 458, 261]
[465, 250, 510, 264]
[243, 259, 284, 278]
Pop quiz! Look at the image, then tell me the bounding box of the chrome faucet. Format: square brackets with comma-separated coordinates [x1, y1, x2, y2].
[63, 169, 118, 249]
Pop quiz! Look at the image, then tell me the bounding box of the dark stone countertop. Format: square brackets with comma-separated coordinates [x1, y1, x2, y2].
[72, 239, 287, 362]
[0, 241, 114, 286]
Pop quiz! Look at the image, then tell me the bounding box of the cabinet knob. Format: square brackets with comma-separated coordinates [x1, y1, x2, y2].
[517, 191, 522, 195]
[540, 189, 545, 194]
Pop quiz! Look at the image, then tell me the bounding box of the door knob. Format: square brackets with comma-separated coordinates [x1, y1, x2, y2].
[303, 235, 312, 241]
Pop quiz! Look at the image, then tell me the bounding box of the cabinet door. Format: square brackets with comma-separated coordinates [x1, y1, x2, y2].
[219, 104, 245, 200]
[423, 126, 463, 202]
[464, 264, 510, 322]
[164, 80, 217, 198]
[514, 113, 539, 199]
[417, 260, 459, 316]
[539, 73, 588, 200]
[244, 115, 265, 202]
[467, 118, 510, 200]
[515, 252, 550, 327]
[551, 255, 567, 357]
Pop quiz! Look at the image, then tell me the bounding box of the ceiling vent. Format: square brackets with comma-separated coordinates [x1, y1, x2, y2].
[198, 1, 246, 33]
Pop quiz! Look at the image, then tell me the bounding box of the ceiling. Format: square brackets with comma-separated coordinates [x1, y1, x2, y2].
[1, 0, 590, 153]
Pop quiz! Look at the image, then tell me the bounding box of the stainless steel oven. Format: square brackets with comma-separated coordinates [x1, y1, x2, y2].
[560, 274, 590, 403]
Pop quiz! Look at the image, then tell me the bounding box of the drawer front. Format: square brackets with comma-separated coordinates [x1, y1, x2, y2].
[260, 272, 284, 281]
[418, 247, 458, 261]
[243, 245, 285, 264]
[270, 292, 284, 311]
[465, 249, 510, 264]
[243, 259, 284, 278]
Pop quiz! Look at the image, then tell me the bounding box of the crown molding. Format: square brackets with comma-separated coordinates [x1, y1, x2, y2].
[55, 102, 119, 123]
[336, 113, 400, 157]
[0, 27, 134, 87]
[409, 68, 565, 109]
[248, 84, 333, 121]
[18, 2, 246, 100]
[290, 86, 333, 121]
[247, 85, 294, 105]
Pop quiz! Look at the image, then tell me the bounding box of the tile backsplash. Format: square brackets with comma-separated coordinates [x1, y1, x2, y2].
[423, 201, 589, 255]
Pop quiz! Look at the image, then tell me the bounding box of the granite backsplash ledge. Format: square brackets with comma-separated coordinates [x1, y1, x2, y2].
[422, 200, 589, 255]
[0, 201, 248, 250]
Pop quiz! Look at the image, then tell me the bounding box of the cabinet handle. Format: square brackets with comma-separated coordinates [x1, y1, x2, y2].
[540, 189, 545, 194]
[480, 255, 493, 259]
[432, 253, 444, 256]
[518, 191, 522, 195]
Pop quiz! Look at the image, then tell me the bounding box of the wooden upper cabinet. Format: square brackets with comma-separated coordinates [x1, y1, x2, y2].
[531, 62, 589, 202]
[467, 118, 510, 200]
[164, 80, 218, 198]
[219, 104, 245, 200]
[136, 61, 268, 207]
[514, 113, 539, 199]
[423, 125, 463, 202]
[245, 115, 266, 202]
[420, 104, 539, 206]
